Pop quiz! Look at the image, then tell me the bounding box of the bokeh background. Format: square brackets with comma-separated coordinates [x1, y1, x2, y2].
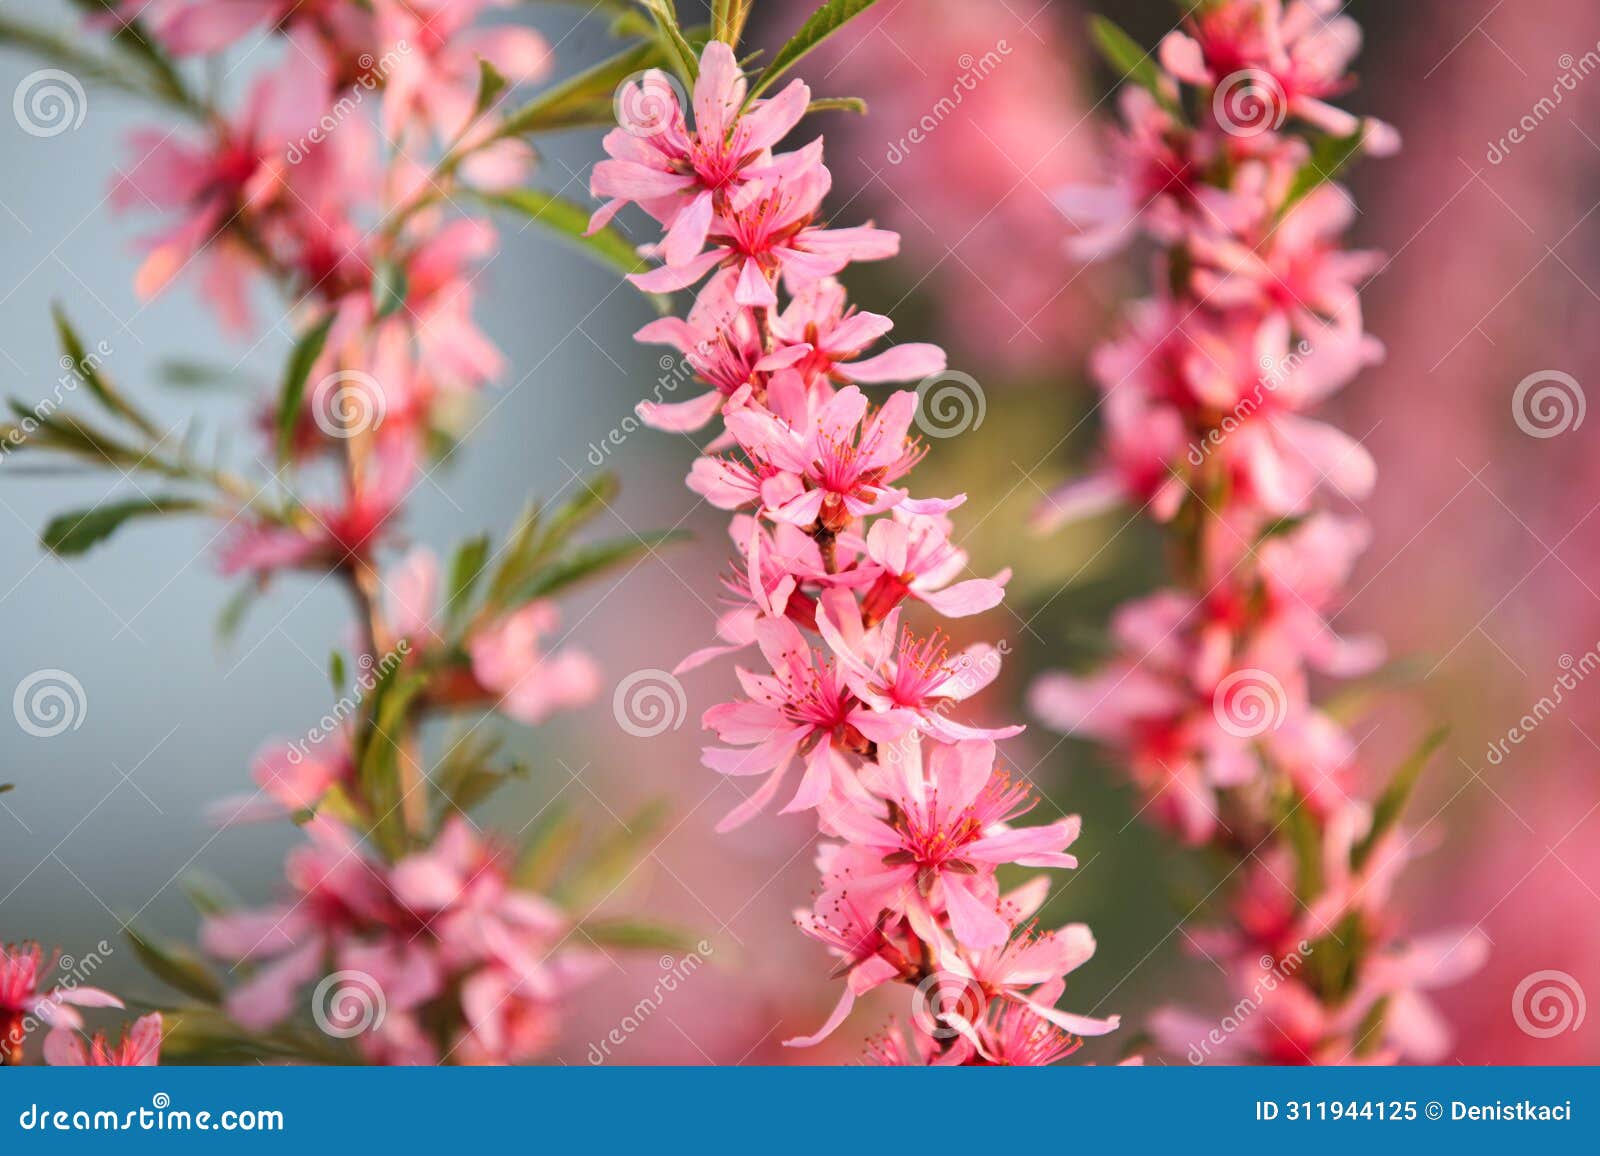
[1, 0, 1596, 1064]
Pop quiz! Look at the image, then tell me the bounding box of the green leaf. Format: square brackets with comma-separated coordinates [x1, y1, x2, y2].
[578, 917, 704, 954]
[0, 783, 13, 794]
[275, 313, 335, 463]
[158, 359, 250, 391]
[1279, 128, 1366, 216]
[750, 0, 883, 99]
[496, 39, 667, 138]
[445, 534, 491, 625]
[473, 57, 510, 119]
[555, 799, 672, 907]
[216, 583, 258, 644]
[712, 0, 753, 47]
[1283, 796, 1324, 903]
[42, 494, 205, 556]
[806, 96, 868, 116]
[125, 927, 223, 1003]
[513, 529, 688, 602]
[53, 305, 160, 439]
[514, 800, 584, 892]
[484, 475, 619, 611]
[1088, 16, 1176, 111]
[639, 0, 701, 86]
[1352, 726, 1448, 871]
[328, 650, 347, 694]
[478, 188, 655, 287]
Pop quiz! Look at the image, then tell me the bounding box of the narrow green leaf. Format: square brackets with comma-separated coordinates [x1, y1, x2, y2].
[514, 529, 688, 602]
[0, 783, 14, 794]
[1352, 726, 1448, 870]
[555, 799, 672, 907]
[328, 650, 347, 694]
[1279, 128, 1367, 216]
[125, 928, 223, 1004]
[806, 96, 868, 116]
[42, 494, 205, 556]
[1088, 16, 1176, 111]
[158, 359, 250, 390]
[514, 799, 584, 892]
[750, 0, 883, 99]
[712, 0, 753, 47]
[275, 313, 335, 463]
[578, 917, 704, 954]
[479, 188, 653, 284]
[473, 57, 510, 118]
[445, 534, 491, 625]
[216, 583, 258, 644]
[53, 305, 160, 439]
[496, 39, 666, 138]
[640, 0, 701, 85]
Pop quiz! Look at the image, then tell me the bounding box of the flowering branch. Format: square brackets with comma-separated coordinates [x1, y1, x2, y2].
[1, 0, 697, 1066]
[589, 4, 1119, 1064]
[1033, 0, 1483, 1064]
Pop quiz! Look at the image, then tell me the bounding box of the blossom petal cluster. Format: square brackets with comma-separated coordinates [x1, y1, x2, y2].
[598, 41, 1116, 1064]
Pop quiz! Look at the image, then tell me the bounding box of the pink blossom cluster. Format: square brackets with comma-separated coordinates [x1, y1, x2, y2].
[595, 40, 1117, 1064]
[107, 1, 551, 573]
[1, 943, 159, 1066]
[0, 1, 628, 1066]
[201, 817, 602, 1064]
[1032, 0, 1482, 1063]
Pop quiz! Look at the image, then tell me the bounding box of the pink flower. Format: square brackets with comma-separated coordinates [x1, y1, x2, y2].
[631, 162, 900, 307]
[815, 589, 1022, 744]
[45, 1013, 163, 1067]
[1159, 0, 1399, 153]
[821, 736, 1083, 949]
[701, 614, 898, 831]
[467, 601, 601, 726]
[726, 386, 963, 530]
[633, 271, 813, 432]
[769, 277, 946, 386]
[206, 733, 355, 827]
[589, 41, 811, 266]
[854, 512, 1011, 621]
[1, 943, 123, 1063]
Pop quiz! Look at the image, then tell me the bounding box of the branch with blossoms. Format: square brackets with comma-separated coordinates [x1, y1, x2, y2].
[585, 0, 1121, 1065]
[1, 1, 707, 1066]
[1031, 1, 1485, 1064]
